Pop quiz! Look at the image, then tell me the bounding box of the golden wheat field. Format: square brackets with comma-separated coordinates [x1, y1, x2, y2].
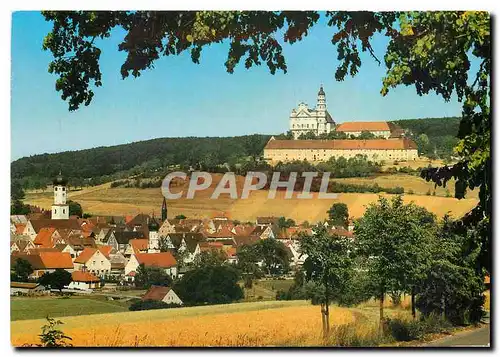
[11, 301, 357, 347]
[25, 173, 478, 222]
[332, 174, 479, 199]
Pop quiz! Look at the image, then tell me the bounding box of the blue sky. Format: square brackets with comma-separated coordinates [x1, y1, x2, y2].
[11, 11, 465, 161]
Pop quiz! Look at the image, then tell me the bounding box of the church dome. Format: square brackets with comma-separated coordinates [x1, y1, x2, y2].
[148, 217, 160, 231]
[53, 172, 68, 186]
[318, 85, 325, 96]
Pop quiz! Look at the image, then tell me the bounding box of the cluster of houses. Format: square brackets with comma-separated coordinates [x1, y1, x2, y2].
[11, 211, 354, 289]
[10, 174, 355, 294]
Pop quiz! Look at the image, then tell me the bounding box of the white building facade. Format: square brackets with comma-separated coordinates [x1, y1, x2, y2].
[289, 86, 336, 139]
[51, 173, 69, 220]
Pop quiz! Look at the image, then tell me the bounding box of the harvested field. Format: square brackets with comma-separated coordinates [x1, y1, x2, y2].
[11, 300, 355, 347]
[25, 173, 478, 223]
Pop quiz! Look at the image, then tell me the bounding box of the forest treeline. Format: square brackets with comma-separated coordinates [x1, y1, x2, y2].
[11, 117, 459, 190]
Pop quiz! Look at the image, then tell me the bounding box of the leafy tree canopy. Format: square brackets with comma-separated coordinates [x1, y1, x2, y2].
[38, 269, 72, 291]
[13, 259, 34, 282]
[327, 203, 349, 228]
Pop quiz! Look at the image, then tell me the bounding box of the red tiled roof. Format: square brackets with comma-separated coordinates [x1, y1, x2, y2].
[72, 271, 100, 282]
[74, 248, 98, 264]
[130, 239, 149, 254]
[329, 228, 355, 238]
[12, 252, 73, 270]
[135, 252, 177, 268]
[33, 227, 56, 247]
[233, 235, 260, 247]
[15, 224, 26, 235]
[485, 275, 490, 284]
[97, 245, 112, 258]
[336, 121, 391, 132]
[142, 286, 171, 301]
[39, 252, 73, 269]
[265, 138, 417, 150]
[29, 219, 82, 233]
[11, 282, 40, 289]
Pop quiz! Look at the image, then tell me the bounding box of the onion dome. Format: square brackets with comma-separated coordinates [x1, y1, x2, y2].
[148, 217, 160, 231]
[318, 85, 325, 96]
[53, 172, 68, 186]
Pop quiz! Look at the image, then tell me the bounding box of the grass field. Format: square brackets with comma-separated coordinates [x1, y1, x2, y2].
[25, 173, 478, 223]
[332, 174, 479, 199]
[243, 279, 295, 301]
[10, 296, 131, 321]
[11, 300, 357, 347]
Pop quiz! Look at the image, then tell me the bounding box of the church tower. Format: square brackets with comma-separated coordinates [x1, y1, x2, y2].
[51, 172, 69, 220]
[317, 85, 327, 134]
[161, 197, 167, 221]
[148, 216, 160, 253]
[317, 85, 326, 118]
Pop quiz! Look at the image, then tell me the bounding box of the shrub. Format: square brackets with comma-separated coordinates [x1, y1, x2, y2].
[38, 317, 73, 347]
[419, 313, 452, 334]
[385, 318, 424, 341]
[408, 189, 414, 195]
[426, 189, 431, 196]
[129, 299, 182, 311]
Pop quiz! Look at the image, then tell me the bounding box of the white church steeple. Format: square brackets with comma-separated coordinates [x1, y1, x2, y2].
[51, 172, 69, 220]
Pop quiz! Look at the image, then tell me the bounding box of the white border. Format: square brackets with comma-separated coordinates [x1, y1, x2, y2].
[2, 1, 498, 357]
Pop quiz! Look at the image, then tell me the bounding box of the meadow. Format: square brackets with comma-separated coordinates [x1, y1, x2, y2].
[11, 300, 358, 347]
[25, 173, 478, 223]
[11, 296, 130, 321]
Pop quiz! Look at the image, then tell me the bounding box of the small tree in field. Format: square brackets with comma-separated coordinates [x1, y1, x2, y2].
[38, 269, 72, 291]
[354, 196, 435, 331]
[327, 203, 349, 228]
[300, 225, 354, 338]
[13, 259, 34, 282]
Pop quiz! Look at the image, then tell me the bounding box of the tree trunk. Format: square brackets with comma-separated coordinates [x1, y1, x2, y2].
[411, 287, 416, 320]
[320, 304, 327, 338]
[379, 292, 385, 335]
[325, 301, 330, 336]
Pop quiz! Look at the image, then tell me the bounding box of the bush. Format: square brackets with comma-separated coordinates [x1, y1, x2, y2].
[426, 189, 431, 196]
[408, 189, 414, 195]
[385, 318, 424, 341]
[385, 314, 453, 342]
[129, 299, 182, 311]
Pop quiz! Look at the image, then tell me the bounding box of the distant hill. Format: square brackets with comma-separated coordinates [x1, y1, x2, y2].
[11, 134, 271, 189]
[390, 117, 460, 159]
[12, 117, 461, 190]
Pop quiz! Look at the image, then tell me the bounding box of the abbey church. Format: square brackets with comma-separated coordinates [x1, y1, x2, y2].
[264, 85, 419, 164]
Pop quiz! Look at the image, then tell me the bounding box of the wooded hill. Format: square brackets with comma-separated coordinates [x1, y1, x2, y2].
[11, 117, 460, 190]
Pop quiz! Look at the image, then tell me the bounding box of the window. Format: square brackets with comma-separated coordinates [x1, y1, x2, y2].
[63, 209, 65, 214]
[54, 209, 57, 214]
[62, 187, 66, 192]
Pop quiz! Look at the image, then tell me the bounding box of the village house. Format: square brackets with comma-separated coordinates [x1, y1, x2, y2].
[106, 231, 146, 255]
[126, 239, 150, 255]
[54, 243, 77, 260]
[125, 252, 178, 278]
[142, 285, 183, 305]
[11, 239, 35, 254]
[69, 271, 101, 290]
[22, 218, 82, 241]
[11, 252, 74, 279]
[251, 225, 275, 240]
[73, 247, 111, 277]
[10, 282, 47, 296]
